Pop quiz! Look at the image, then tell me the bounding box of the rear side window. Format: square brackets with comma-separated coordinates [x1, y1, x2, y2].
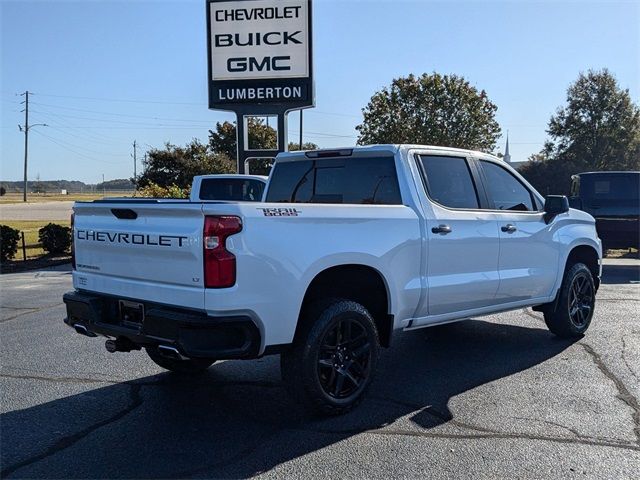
[480, 161, 535, 211]
[266, 157, 402, 204]
[419, 155, 479, 209]
[199, 178, 265, 201]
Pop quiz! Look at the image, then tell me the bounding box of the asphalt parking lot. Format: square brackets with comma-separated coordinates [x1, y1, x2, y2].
[1, 261, 639, 479]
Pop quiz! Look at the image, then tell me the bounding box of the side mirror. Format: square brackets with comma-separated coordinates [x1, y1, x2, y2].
[544, 195, 570, 224]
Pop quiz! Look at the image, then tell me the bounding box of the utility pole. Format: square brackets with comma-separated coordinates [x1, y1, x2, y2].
[102, 174, 105, 196]
[18, 91, 47, 202]
[132, 140, 137, 181]
[21, 91, 28, 202]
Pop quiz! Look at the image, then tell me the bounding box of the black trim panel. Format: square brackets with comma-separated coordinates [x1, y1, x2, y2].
[63, 291, 261, 359]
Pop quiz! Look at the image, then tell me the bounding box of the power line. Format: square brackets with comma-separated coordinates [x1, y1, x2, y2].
[31, 129, 130, 165]
[35, 92, 203, 106]
[27, 109, 212, 127]
[32, 129, 128, 157]
[30, 101, 216, 123]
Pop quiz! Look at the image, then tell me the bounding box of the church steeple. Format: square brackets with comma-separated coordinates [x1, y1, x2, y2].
[503, 132, 511, 163]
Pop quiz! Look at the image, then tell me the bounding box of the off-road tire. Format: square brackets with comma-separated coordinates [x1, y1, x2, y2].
[281, 298, 379, 416]
[146, 347, 215, 374]
[544, 262, 596, 338]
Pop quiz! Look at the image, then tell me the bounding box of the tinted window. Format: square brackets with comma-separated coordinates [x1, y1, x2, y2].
[582, 175, 640, 201]
[419, 155, 479, 209]
[199, 178, 265, 201]
[480, 161, 534, 211]
[266, 157, 402, 205]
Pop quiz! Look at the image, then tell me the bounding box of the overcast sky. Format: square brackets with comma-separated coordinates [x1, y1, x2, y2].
[1, 0, 638, 183]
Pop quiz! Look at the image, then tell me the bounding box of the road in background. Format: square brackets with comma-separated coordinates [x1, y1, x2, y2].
[1, 260, 638, 478]
[0, 201, 73, 221]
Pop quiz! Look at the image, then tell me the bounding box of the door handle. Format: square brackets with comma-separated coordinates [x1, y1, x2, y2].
[501, 224, 517, 233]
[432, 224, 452, 234]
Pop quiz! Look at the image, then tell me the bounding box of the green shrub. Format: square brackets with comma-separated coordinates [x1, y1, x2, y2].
[1, 225, 20, 261]
[39, 223, 72, 255]
[137, 182, 190, 199]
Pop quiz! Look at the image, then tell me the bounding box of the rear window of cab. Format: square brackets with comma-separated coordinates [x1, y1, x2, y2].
[266, 156, 402, 205]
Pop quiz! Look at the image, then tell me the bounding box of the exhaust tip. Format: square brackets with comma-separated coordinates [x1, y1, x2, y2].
[73, 324, 97, 337]
[158, 345, 188, 361]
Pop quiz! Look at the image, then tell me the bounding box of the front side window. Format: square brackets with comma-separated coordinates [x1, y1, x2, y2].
[266, 156, 402, 205]
[480, 161, 535, 211]
[419, 155, 479, 209]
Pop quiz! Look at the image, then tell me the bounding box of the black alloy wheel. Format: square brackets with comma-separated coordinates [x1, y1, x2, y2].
[544, 262, 596, 338]
[317, 318, 372, 399]
[281, 298, 380, 415]
[568, 270, 594, 328]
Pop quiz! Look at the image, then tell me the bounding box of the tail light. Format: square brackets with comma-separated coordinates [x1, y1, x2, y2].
[204, 216, 242, 288]
[70, 213, 76, 270]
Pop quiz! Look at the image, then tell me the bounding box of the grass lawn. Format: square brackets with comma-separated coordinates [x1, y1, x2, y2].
[2, 220, 70, 259]
[0, 192, 132, 204]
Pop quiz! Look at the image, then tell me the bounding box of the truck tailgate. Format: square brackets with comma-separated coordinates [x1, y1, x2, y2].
[73, 201, 206, 307]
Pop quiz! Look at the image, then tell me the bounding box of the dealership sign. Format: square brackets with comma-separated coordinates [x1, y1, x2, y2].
[207, 0, 314, 110]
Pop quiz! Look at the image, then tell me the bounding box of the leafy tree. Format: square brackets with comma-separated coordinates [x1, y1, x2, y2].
[0, 186, 6, 196]
[137, 182, 190, 199]
[209, 118, 275, 175]
[135, 138, 234, 189]
[96, 179, 134, 191]
[545, 69, 640, 171]
[209, 118, 276, 158]
[519, 69, 640, 195]
[288, 141, 319, 151]
[518, 149, 577, 196]
[208, 118, 317, 175]
[356, 73, 501, 151]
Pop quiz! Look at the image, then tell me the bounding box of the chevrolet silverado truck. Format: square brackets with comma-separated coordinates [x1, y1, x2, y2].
[64, 145, 602, 414]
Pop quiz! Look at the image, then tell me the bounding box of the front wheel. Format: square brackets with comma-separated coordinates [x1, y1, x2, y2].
[544, 262, 596, 338]
[281, 299, 379, 415]
[146, 347, 215, 374]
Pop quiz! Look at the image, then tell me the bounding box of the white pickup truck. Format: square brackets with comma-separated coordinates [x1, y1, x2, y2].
[64, 145, 601, 414]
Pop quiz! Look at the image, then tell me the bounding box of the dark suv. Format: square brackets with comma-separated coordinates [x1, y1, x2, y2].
[569, 172, 639, 250]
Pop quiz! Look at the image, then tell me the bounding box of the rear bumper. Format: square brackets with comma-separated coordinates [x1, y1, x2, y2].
[63, 291, 261, 359]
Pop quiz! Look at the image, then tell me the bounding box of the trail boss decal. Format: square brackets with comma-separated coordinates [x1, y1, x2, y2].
[207, 0, 314, 109]
[259, 207, 301, 217]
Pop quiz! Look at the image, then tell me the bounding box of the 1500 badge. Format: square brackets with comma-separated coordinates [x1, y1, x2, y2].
[259, 208, 301, 217]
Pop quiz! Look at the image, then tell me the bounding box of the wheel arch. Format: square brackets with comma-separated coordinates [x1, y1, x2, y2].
[295, 264, 394, 347]
[564, 243, 601, 291]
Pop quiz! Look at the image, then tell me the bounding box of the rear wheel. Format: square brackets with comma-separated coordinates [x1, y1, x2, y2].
[544, 262, 596, 338]
[146, 347, 215, 374]
[281, 299, 379, 415]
